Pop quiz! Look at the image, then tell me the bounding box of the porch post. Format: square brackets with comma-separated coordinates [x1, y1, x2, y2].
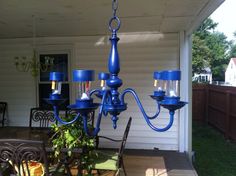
[179, 31, 192, 159]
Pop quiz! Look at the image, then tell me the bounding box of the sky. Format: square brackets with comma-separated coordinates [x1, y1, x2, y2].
[210, 0, 236, 42]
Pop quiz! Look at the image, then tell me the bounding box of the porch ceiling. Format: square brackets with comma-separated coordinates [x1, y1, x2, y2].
[0, 0, 224, 39]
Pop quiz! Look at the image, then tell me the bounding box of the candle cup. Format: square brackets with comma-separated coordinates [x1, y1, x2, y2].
[166, 80, 179, 97]
[67, 69, 100, 111]
[44, 72, 66, 106]
[73, 70, 95, 100]
[153, 71, 165, 92]
[49, 72, 64, 99]
[99, 72, 110, 90]
[78, 81, 92, 100]
[162, 70, 181, 104]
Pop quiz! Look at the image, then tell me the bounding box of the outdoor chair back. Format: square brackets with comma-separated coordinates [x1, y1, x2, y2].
[29, 107, 56, 128]
[0, 102, 7, 127]
[91, 117, 132, 176]
[117, 117, 132, 168]
[0, 139, 50, 176]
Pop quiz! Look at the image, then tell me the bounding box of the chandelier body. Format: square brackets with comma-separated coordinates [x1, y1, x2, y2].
[45, 0, 187, 136]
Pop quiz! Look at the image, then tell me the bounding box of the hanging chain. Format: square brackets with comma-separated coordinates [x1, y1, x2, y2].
[112, 0, 118, 17]
[109, 0, 120, 33]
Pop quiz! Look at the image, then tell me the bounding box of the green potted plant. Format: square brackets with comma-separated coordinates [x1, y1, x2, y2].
[50, 116, 96, 175]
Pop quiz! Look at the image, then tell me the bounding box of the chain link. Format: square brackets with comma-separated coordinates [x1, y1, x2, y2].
[109, 0, 120, 33]
[112, 0, 118, 17]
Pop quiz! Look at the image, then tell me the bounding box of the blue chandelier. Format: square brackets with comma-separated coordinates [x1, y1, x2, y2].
[45, 0, 187, 136]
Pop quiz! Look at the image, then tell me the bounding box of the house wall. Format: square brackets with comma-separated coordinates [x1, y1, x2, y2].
[225, 59, 236, 86]
[0, 32, 180, 150]
[193, 73, 212, 83]
[0, 43, 36, 126]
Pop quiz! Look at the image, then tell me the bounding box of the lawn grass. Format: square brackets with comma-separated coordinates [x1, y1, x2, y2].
[192, 122, 236, 176]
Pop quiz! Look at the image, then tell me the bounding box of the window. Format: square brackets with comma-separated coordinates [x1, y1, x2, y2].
[201, 75, 206, 82]
[38, 53, 70, 110]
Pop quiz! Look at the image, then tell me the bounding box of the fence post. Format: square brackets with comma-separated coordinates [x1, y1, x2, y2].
[205, 84, 209, 124]
[225, 90, 230, 139]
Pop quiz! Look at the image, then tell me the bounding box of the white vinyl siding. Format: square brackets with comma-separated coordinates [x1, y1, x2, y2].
[0, 44, 36, 126]
[0, 32, 179, 150]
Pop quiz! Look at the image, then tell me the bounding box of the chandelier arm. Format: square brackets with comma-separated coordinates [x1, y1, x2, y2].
[15, 57, 31, 72]
[25, 61, 31, 72]
[89, 89, 110, 117]
[40, 60, 50, 72]
[150, 111, 174, 132]
[82, 90, 111, 136]
[40, 64, 48, 72]
[15, 65, 24, 72]
[53, 105, 81, 125]
[120, 88, 161, 119]
[120, 88, 174, 132]
[89, 89, 102, 97]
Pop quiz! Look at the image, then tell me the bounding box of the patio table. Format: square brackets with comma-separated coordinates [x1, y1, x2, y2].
[0, 126, 50, 142]
[0, 126, 81, 150]
[0, 126, 83, 176]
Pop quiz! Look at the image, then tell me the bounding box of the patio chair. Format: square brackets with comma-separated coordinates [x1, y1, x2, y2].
[29, 107, 56, 128]
[0, 139, 50, 176]
[0, 139, 70, 176]
[0, 102, 7, 127]
[90, 117, 132, 176]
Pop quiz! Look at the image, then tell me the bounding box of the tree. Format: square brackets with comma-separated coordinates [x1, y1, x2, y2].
[192, 35, 211, 74]
[195, 18, 218, 38]
[207, 32, 229, 80]
[192, 18, 230, 81]
[192, 18, 216, 75]
[229, 45, 236, 58]
[228, 31, 236, 58]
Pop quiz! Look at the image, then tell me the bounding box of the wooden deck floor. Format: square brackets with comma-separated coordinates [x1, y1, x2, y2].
[122, 149, 198, 176]
[72, 149, 198, 176]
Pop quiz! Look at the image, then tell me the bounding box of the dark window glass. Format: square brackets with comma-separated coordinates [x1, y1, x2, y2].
[39, 83, 69, 110]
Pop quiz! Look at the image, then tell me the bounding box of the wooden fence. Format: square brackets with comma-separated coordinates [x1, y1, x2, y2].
[193, 84, 236, 140]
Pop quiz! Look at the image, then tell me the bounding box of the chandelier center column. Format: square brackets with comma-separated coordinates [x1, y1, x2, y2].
[107, 32, 122, 104]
